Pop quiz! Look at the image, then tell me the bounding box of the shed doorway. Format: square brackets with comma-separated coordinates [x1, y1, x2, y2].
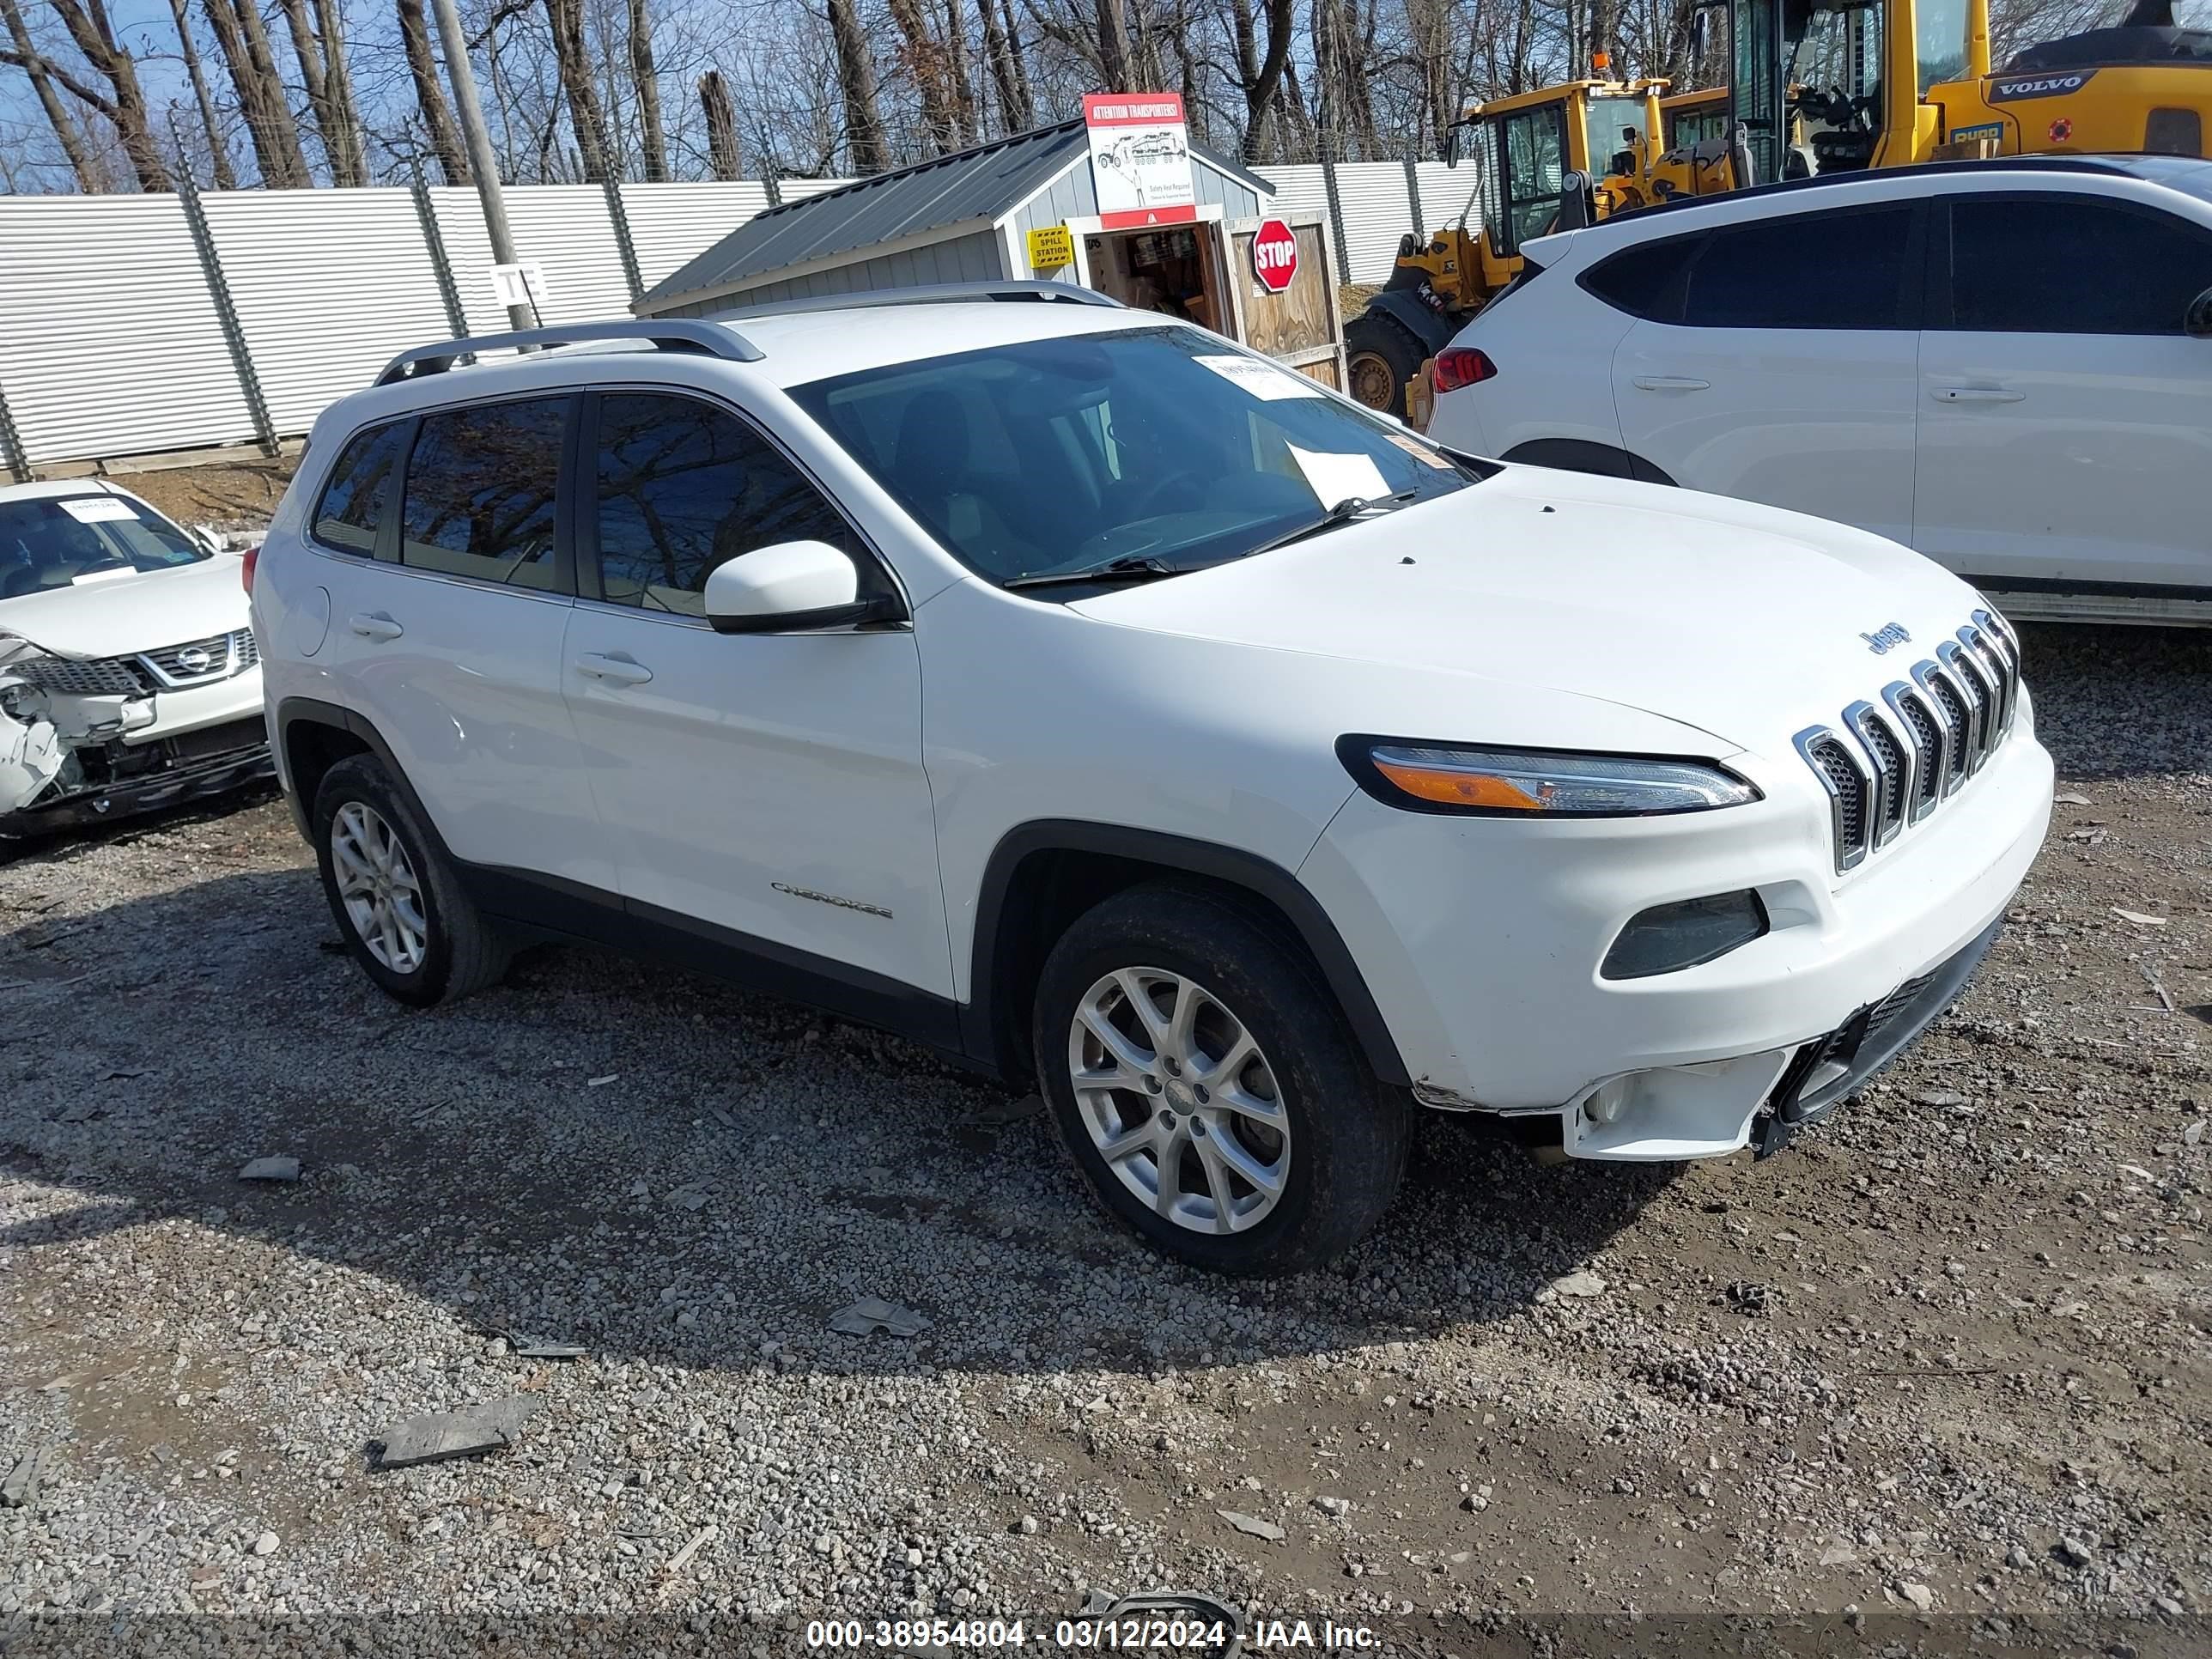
[1081, 223, 1228, 335]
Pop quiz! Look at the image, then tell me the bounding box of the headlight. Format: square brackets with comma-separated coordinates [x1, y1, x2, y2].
[1339, 738, 1760, 817]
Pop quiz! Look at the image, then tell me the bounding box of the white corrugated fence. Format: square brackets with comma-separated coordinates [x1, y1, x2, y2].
[0, 161, 1478, 472]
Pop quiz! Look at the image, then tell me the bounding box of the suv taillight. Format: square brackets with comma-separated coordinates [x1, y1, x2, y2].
[240, 544, 259, 593]
[1431, 347, 1497, 393]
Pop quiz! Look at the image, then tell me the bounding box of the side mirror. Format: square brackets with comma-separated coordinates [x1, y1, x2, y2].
[703, 539, 899, 635]
[1444, 117, 1474, 167]
[1690, 9, 1710, 59]
[2187, 286, 2212, 337]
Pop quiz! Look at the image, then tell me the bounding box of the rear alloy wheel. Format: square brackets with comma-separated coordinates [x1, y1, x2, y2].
[312, 753, 508, 1008]
[1036, 882, 1407, 1274]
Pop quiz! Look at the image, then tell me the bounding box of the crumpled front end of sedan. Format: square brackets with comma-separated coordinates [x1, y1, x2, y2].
[0, 626, 272, 836]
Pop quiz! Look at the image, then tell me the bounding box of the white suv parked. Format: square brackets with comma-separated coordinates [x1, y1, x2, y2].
[1425, 156, 2212, 623]
[252, 285, 2053, 1273]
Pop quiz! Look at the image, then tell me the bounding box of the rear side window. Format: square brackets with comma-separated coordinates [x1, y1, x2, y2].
[590, 392, 860, 617]
[400, 398, 567, 592]
[1578, 235, 1700, 320]
[1680, 204, 1917, 330]
[312, 420, 406, 554]
[1943, 193, 2212, 334]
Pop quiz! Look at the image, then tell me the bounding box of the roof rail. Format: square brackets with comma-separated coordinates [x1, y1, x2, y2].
[374, 319, 763, 387]
[702, 280, 1126, 322]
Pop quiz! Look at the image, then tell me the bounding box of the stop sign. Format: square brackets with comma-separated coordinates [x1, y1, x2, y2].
[1250, 218, 1299, 294]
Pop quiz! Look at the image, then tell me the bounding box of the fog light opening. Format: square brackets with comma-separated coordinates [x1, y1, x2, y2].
[1584, 1077, 1632, 1125]
[1601, 890, 1770, 980]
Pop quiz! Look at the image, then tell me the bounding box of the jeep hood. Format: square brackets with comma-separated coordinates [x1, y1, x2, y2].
[0, 553, 248, 661]
[1071, 465, 1992, 759]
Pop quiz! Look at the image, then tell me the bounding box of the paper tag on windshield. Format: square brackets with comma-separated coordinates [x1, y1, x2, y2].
[59, 496, 137, 525]
[1287, 444, 1393, 510]
[1384, 431, 1456, 471]
[1195, 354, 1322, 401]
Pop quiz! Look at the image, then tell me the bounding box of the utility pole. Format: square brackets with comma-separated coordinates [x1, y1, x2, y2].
[428, 0, 535, 332]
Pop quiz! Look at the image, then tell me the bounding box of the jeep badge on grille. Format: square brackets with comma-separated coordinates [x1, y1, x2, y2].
[1860, 622, 1911, 654]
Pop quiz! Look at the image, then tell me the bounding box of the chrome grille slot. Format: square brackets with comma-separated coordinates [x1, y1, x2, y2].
[1801, 611, 2026, 874]
[1846, 702, 1908, 848]
[9, 655, 148, 696]
[233, 628, 260, 670]
[1884, 683, 1945, 820]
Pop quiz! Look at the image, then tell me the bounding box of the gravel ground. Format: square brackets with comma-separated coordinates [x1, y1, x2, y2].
[2, 623, 2207, 1657]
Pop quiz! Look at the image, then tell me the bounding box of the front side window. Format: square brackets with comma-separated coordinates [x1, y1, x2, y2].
[1680, 203, 1915, 329]
[313, 420, 406, 554]
[1945, 194, 2212, 335]
[791, 326, 1481, 587]
[399, 397, 567, 591]
[590, 392, 859, 617]
[0, 494, 204, 602]
[1499, 106, 1571, 254]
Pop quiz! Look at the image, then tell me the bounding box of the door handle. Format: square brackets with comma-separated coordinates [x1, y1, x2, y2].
[575, 653, 653, 686]
[346, 612, 403, 642]
[1931, 385, 2025, 404]
[1632, 375, 1711, 391]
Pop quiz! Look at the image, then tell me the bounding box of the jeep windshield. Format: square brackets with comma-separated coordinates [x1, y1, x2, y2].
[0, 495, 206, 603]
[790, 325, 1486, 588]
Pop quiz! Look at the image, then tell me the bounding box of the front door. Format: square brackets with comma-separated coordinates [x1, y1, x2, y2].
[558, 389, 952, 1003]
[1913, 189, 2212, 592]
[1611, 196, 1923, 544]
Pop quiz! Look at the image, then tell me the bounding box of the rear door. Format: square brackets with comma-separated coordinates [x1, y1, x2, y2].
[306, 393, 617, 892]
[1913, 187, 2212, 591]
[1609, 197, 1924, 544]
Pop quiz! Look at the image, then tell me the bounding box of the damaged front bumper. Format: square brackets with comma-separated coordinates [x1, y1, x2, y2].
[0, 634, 270, 836]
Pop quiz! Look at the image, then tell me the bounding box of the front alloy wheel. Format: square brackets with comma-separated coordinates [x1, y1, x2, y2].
[1069, 967, 1291, 1234]
[331, 801, 428, 974]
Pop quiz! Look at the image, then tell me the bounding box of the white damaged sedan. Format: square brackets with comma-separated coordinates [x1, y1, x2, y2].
[0, 481, 271, 840]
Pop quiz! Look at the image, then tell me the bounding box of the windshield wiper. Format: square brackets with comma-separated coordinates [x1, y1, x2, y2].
[1243, 491, 1416, 561]
[1002, 555, 1181, 592]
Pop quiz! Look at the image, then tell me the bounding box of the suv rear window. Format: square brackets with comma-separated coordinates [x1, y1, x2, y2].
[1578, 235, 1700, 320]
[312, 420, 406, 555]
[399, 398, 567, 592]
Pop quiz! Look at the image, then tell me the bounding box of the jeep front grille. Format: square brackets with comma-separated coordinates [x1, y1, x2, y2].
[1796, 610, 2022, 874]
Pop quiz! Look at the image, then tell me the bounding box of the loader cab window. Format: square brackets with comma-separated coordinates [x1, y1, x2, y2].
[1482, 103, 1571, 259]
[1731, 0, 1890, 179]
[1583, 94, 1650, 174]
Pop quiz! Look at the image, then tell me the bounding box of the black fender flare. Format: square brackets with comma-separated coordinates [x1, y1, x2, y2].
[1499, 438, 1677, 486]
[963, 820, 1412, 1087]
[1353, 289, 1460, 359]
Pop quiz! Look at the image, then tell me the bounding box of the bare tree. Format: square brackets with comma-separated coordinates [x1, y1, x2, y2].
[164, 0, 235, 185]
[33, 0, 172, 190]
[276, 0, 369, 183]
[397, 0, 471, 181]
[203, 0, 312, 185]
[823, 0, 890, 169]
[697, 65, 740, 175]
[544, 0, 613, 177]
[1094, 0, 1130, 82]
[628, 0, 667, 177]
[978, 0, 1032, 129]
[0, 0, 104, 188]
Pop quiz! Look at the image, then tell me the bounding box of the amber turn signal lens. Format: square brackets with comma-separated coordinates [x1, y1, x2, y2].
[1373, 758, 1546, 811]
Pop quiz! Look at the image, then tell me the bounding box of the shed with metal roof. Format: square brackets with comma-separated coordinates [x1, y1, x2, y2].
[634, 118, 1277, 318]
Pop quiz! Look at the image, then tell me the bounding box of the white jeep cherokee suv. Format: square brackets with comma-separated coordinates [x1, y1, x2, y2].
[252, 285, 2052, 1274]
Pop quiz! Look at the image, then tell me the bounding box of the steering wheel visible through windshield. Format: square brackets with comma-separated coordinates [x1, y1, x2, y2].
[788, 325, 1485, 588]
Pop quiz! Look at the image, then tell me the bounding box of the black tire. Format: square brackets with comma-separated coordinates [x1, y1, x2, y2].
[1345, 313, 1426, 418]
[311, 754, 507, 1007]
[1032, 881, 1408, 1275]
